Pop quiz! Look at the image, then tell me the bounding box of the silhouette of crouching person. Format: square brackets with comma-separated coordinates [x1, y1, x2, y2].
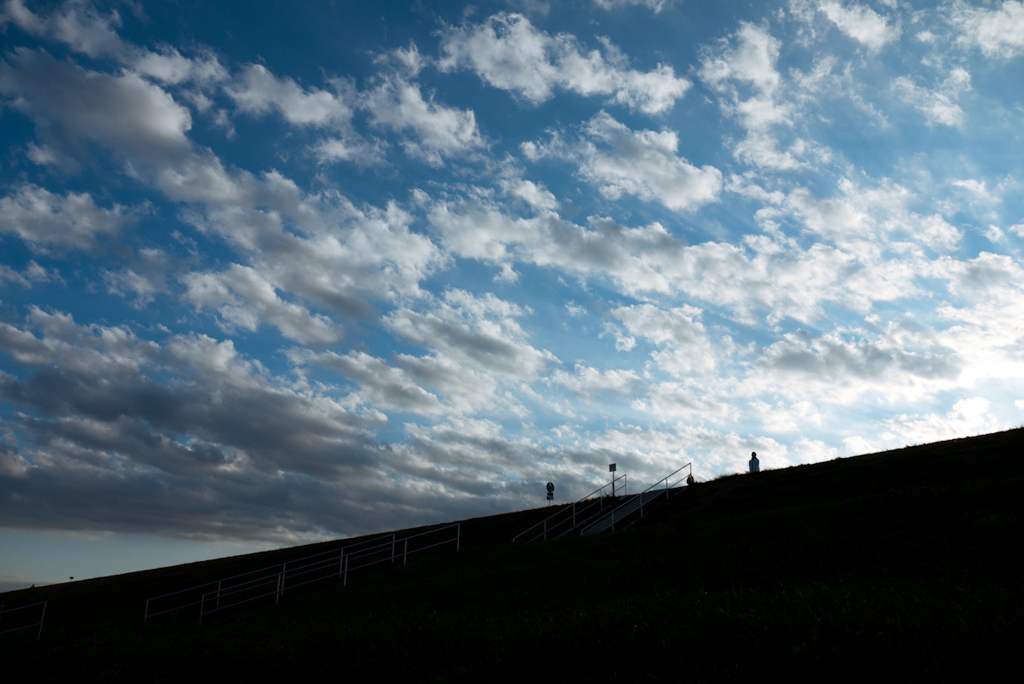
[749, 451, 759, 473]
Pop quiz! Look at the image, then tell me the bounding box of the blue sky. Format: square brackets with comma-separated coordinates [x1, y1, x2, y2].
[2, 0, 1023, 589]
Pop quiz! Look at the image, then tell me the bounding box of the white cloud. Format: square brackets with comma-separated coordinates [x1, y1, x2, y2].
[0, 49, 193, 164]
[954, 0, 1024, 59]
[891, 67, 971, 128]
[700, 22, 782, 94]
[752, 399, 826, 433]
[881, 397, 1001, 445]
[594, 0, 668, 12]
[699, 23, 808, 170]
[297, 350, 446, 416]
[133, 47, 228, 86]
[313, 135, 386, 166]
[362, 76, 484, 166]
[426, 189, 912, 324]
[818, 1, 900, 51]
[385, 290, 556, 379]
[0, 260, 52, 288]
[103, 248, 172, 306]
[438, 12, 689, 114]
[228, 64, 352, 126]
[0, 0, 45, 33]
[183, 265, 341, 345]
[750, 324, 963, 406]
[531, 112, 722, 211]
[0, 184, 134, 252]
[0, 0, 127, 59]
[550, 363, 643, 401]
[611, 303, 717, 375]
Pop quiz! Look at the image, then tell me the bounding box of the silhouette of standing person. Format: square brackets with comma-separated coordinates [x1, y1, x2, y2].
[749, 451, 759, 473]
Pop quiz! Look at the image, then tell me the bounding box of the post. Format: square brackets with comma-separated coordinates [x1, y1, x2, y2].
[339, 550, 344, 578]
[216, 580, 222, 612]
[403, 538, 409, 566]
[200, 592, 206, 621]
[343, 554, 349, 586]
[37, 601, 46, 641]
[276, 573, 283, 605]
[392, 533, 396, 563]
[543, 519, 547, 541]
[456, 523, 461, 552]
[144, 598, 149, 623]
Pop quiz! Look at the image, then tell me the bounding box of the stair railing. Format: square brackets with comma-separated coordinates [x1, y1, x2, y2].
[512, 473, 627, 543]
[580, 462, 692, 535]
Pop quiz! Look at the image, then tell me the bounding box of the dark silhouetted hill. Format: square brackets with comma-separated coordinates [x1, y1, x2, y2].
[3, 427, 1022, 682]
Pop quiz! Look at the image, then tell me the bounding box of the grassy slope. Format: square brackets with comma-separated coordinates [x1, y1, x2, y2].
[3, 428, 1022, 682]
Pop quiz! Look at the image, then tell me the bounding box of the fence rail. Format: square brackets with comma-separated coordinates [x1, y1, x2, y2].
[0, 600, 47, 640]
[145, 523, 460, 622]
[513, 474, 628, 543]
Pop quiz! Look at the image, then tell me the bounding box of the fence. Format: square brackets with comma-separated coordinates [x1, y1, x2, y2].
[0, 600, 47, 640]
[513, 474, 627, 543]
[145, 523, 460, 622]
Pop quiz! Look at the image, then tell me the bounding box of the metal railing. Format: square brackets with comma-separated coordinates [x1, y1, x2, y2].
[0, 601, 47, 640]
[513, 474, 628, 543]
[580, 462, 691, 535]
[145, 523, 460, 622]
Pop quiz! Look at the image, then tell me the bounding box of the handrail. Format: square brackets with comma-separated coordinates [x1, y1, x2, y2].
[0, 600, 47, 640]
[580, 462, 691, 535]
[513, 473, 627, 543]
[145, 523, 460, 621]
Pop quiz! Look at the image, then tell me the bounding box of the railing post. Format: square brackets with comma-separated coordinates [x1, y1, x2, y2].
[456, 523, 461, 552]
[36, 601, 46, 641]
[543, 520, 547, 541]
[343, 554, 349, 586]
[392, 533, 396, 563]
[200, 592, 206, 621]
[216, 580, 222, 612]
[276, 573, 282, 605]
[403, 538, 408, 566]
[339, 550, 344, 578]
[144, 599, 149, 623]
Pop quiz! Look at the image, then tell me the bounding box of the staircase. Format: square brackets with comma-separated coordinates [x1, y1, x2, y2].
[514, 463, 692, 542]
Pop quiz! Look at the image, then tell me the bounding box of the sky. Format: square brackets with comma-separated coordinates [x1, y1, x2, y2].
[1, 0, 1023, 590]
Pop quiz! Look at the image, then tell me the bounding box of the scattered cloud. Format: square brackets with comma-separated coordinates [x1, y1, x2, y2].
[0, 184, 135, 252]
[954, 0, 1024, 60]
[363, 76, 485, 165]
[438, 12, 689, 114]
[817, 1, 900, 51]
[892, 67, 971, 128]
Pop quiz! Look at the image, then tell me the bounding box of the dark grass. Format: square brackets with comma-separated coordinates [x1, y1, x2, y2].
[3, 428, 1022, 682]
